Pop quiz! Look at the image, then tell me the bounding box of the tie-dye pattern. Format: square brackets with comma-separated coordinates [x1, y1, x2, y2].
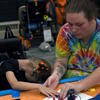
[56, 19, 100, 78]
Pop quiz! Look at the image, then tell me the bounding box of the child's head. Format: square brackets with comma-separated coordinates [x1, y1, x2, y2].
[29, 57, 51, 83]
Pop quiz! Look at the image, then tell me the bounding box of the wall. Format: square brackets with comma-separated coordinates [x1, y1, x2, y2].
[0, 0, 26, 22]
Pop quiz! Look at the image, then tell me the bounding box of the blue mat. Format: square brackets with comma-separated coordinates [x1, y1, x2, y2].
[0, 89, 20, 99]
[59, 75, 87, 84]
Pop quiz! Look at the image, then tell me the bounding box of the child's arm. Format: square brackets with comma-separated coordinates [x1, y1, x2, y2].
[6, 71, 59, 97]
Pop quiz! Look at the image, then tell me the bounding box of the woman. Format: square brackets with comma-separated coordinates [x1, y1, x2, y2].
[44, 0, 100, 98]
[0, 57, 59, 97]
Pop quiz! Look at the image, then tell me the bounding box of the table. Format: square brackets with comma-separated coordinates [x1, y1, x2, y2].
[0, 84, 100, 100]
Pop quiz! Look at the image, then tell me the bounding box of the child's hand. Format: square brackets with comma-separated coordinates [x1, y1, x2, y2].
[39, 84, 59, 97]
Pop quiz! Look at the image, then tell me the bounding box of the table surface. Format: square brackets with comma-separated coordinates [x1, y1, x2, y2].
[0, 84, 100, 100]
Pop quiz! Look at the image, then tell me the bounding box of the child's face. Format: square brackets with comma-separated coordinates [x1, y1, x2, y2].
[25, 71, 35, 82]
[24, 65, 35, 82]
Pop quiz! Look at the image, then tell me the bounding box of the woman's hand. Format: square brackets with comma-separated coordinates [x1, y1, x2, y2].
[60, 82, 83, 99]
[38, 84, 59, 97]
[44, 73, 60, 89]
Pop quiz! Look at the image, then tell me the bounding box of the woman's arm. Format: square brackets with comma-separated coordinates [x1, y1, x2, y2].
[60, 67, 100, 98]
[79, 67, 100, 90]
[44, 57, 68, 89]
[6, 71, 59, 96]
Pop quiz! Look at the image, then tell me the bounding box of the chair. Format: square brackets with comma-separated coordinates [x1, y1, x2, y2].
[0, 38, 26, 59]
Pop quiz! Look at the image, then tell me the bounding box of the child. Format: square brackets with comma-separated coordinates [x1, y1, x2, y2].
[0, 57, 58, 97]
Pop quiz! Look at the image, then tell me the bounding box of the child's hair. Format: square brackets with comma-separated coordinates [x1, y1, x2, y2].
[29, 57, 51, 83]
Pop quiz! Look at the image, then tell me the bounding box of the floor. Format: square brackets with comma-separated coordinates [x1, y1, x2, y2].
[25, 46, 56, 68]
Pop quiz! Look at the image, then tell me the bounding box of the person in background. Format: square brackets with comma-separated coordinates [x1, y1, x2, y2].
[0, 57, 59, 97]
[91, 0, 100, 19]
[44, 0, 100, 98]
[46, 0, 67, 26]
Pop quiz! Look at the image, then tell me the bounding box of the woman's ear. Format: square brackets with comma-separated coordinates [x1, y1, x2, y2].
[90, 16, 96, 21]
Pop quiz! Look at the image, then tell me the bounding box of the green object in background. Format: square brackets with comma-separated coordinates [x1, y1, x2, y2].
[44, 15, 48, 21]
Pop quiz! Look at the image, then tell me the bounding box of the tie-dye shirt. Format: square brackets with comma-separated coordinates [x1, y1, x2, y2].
[56, 19, 100, 78]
